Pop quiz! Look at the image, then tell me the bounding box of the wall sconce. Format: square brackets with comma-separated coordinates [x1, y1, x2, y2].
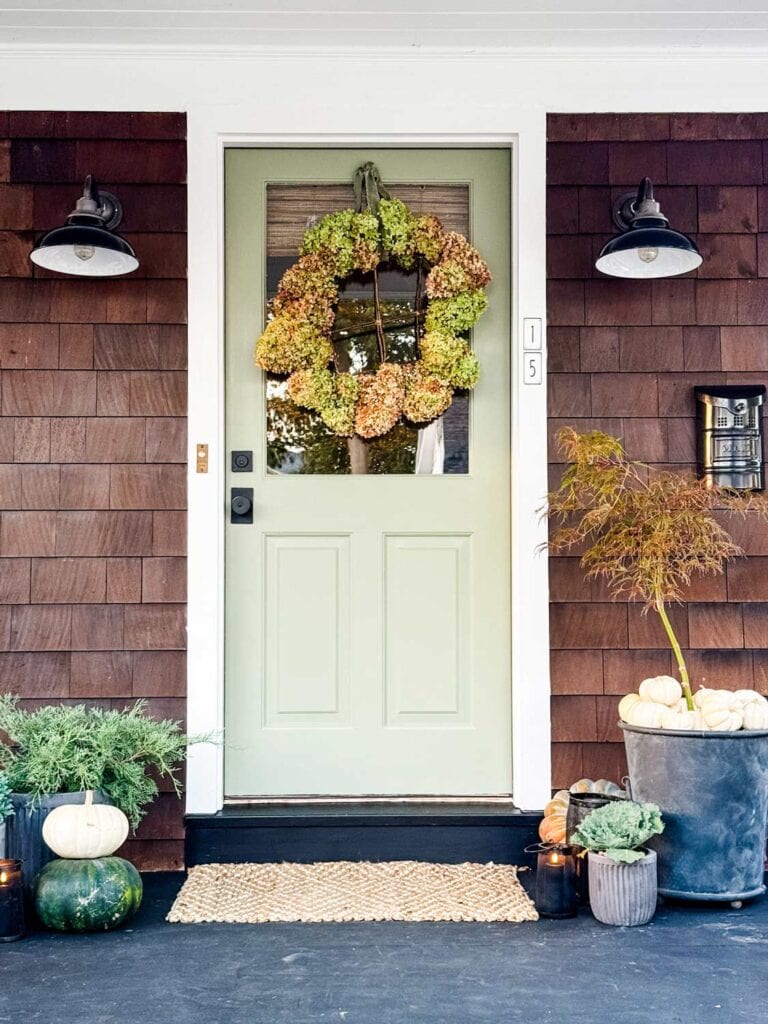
[595, 177, 702, 279]
[30, 175, 139, 277]
[695, 385, 765, 491]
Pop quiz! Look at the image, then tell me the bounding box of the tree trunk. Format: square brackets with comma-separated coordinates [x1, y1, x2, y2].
[347, 436, 369, 475]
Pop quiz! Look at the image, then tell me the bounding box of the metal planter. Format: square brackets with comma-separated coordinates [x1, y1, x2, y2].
[588, 849, 658, 926]
[621, 724, 768, 902]
[7, 791, 111, 894]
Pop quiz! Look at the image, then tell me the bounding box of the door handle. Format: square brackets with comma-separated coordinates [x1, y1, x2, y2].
[231, 487, 253, 524]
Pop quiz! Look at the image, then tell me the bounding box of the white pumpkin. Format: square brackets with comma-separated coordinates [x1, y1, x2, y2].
[624, 700, 667, 729]
[694, 688, 733, 709]
[731, 689, 765, 708]
[660, 707, 706, 731]
[743, 700, 768, 730]
[42, 790, 129, 859]
[592, 779, 625, 796]
[700, 704, 743, 732]
[639, 675, 683, 707]
[618, 693, 641, 722]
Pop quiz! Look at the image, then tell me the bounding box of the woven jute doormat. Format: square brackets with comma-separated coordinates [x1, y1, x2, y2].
[167, 861, 538, 924]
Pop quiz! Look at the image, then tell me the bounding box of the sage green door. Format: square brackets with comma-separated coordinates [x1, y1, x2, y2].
[225, 148, 511, 796]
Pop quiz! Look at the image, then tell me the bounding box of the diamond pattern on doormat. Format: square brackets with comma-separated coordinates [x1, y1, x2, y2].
[167, 861, 538, 924]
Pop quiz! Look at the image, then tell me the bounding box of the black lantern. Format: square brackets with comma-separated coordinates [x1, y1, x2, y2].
[567, 792, 624, 904]
[596, 177, 702, 279]
[533, 843, 577, 919]
[30, 175, 139, 278]
[0, 859, 25, 942]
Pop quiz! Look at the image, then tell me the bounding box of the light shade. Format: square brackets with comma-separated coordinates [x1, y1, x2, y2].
[595, 177, 702, 280]
[30, 176, 139, 278]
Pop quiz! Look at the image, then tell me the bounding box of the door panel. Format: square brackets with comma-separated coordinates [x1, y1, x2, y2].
[384, 534, 470, 724]
[264, 534, 351, 724]
[225, 148, 511, 796]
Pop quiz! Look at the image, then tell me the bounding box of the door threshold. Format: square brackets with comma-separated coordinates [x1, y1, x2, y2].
[224, 795, 517, 807]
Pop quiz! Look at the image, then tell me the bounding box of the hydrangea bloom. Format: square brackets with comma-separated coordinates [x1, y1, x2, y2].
[402, 364, 453, 424]
[255, 315, 334, 375]
[420, 330, 480, 390]
[355, 363, 405, 438]
[288, 367, 358, 436]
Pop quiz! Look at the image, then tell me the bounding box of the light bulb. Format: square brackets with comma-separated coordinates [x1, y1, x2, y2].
[638, 247, 659, 264]
[74, 243, 96, 262]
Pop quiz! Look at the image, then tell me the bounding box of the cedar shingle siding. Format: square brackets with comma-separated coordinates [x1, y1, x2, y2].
[548, 112, 768, 789]
[0, 111, 187, 870]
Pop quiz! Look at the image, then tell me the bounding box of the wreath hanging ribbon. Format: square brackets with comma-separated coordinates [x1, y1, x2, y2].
[255, 163, 492, 440]
[353, 161, 391, 214]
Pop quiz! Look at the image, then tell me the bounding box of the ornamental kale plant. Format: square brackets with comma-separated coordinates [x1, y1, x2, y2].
[0, 772, 13, 822]
[570, 800, 664, 864]
[0, 696, 197, 829]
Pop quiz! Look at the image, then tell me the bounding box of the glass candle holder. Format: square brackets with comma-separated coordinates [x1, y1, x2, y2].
[534, 844, 577, 919]
[0, 859, 25, 942]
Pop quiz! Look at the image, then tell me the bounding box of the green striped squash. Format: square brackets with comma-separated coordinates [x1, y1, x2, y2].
[35, 857, 143, 932]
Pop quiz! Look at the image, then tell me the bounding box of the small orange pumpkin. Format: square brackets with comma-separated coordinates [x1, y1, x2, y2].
[538, 789, 569, 844]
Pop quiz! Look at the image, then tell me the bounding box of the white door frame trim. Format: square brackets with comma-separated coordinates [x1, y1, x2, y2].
[185, 122, 551, 814]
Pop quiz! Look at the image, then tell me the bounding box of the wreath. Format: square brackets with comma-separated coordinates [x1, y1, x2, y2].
[255, 162, 492, 440]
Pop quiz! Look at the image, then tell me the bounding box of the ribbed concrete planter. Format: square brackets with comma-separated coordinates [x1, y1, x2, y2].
[621, 724, 768, 902]
[0, 820, 6, 858]
[587, 849, 657, 927]
[7, 791, 111, 894]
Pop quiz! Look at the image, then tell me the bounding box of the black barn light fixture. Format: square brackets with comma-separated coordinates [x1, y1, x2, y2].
[595, 177, 702, 279]
[30, 175, 139, 277]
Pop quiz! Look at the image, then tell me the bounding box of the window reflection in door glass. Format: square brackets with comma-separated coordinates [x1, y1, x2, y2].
[265, 184, 470, 475]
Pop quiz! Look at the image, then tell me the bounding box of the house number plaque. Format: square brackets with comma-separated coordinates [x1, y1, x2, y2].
[523, 318, 543, 385]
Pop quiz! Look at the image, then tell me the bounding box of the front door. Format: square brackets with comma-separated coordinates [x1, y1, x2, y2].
[224, 148, 511, 796]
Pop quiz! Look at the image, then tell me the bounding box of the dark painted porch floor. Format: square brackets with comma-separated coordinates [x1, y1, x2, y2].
[2, 872, 766, 1023]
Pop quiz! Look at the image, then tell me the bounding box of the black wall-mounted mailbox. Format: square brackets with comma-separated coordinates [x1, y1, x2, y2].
[695, 385, 766, 491]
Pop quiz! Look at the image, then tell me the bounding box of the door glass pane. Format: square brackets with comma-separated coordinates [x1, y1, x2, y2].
[265, 183, 471, 475]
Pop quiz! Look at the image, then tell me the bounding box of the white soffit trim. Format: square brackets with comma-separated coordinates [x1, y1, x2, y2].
[3, 2, 768, 54]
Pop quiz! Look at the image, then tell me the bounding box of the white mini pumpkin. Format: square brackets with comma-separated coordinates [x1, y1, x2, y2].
[700, 704, 743, 732]
[638, 675, 683, 707]
[618, 693, 641, 722]
[42, 790, 129, 859]
[592, 779, 625, 796]
[660, 707, 706, 731]
[624, 700, 667, 729]
[731, 689, 765, 708]
[742, 700, 768, 730]
[693, 688, 733, 709]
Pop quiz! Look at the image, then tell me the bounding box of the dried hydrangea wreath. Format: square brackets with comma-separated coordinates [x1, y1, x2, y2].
[255, 164, 492, 440]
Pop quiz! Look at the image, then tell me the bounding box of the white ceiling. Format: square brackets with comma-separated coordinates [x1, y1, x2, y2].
[2, 1, 768, 52]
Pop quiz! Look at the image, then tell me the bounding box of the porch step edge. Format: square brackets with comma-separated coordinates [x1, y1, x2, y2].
[185, 808, 544, 868]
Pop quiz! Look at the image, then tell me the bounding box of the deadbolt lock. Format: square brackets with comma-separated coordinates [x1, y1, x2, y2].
[231, 450, 253, 473]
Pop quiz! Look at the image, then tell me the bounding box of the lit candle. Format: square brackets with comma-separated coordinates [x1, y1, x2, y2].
[0, 859, 25, 942]
[535, 844, 577, 919]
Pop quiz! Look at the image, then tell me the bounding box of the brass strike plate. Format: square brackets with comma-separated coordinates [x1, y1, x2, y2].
[196, 443, 209, 473]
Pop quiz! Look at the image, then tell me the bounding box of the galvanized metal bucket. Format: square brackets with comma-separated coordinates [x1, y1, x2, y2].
[621, 724, 768, 902]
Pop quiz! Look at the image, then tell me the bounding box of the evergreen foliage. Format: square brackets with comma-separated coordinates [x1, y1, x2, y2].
[0, 696, 196, 829]
[0, 772, 13, 822]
